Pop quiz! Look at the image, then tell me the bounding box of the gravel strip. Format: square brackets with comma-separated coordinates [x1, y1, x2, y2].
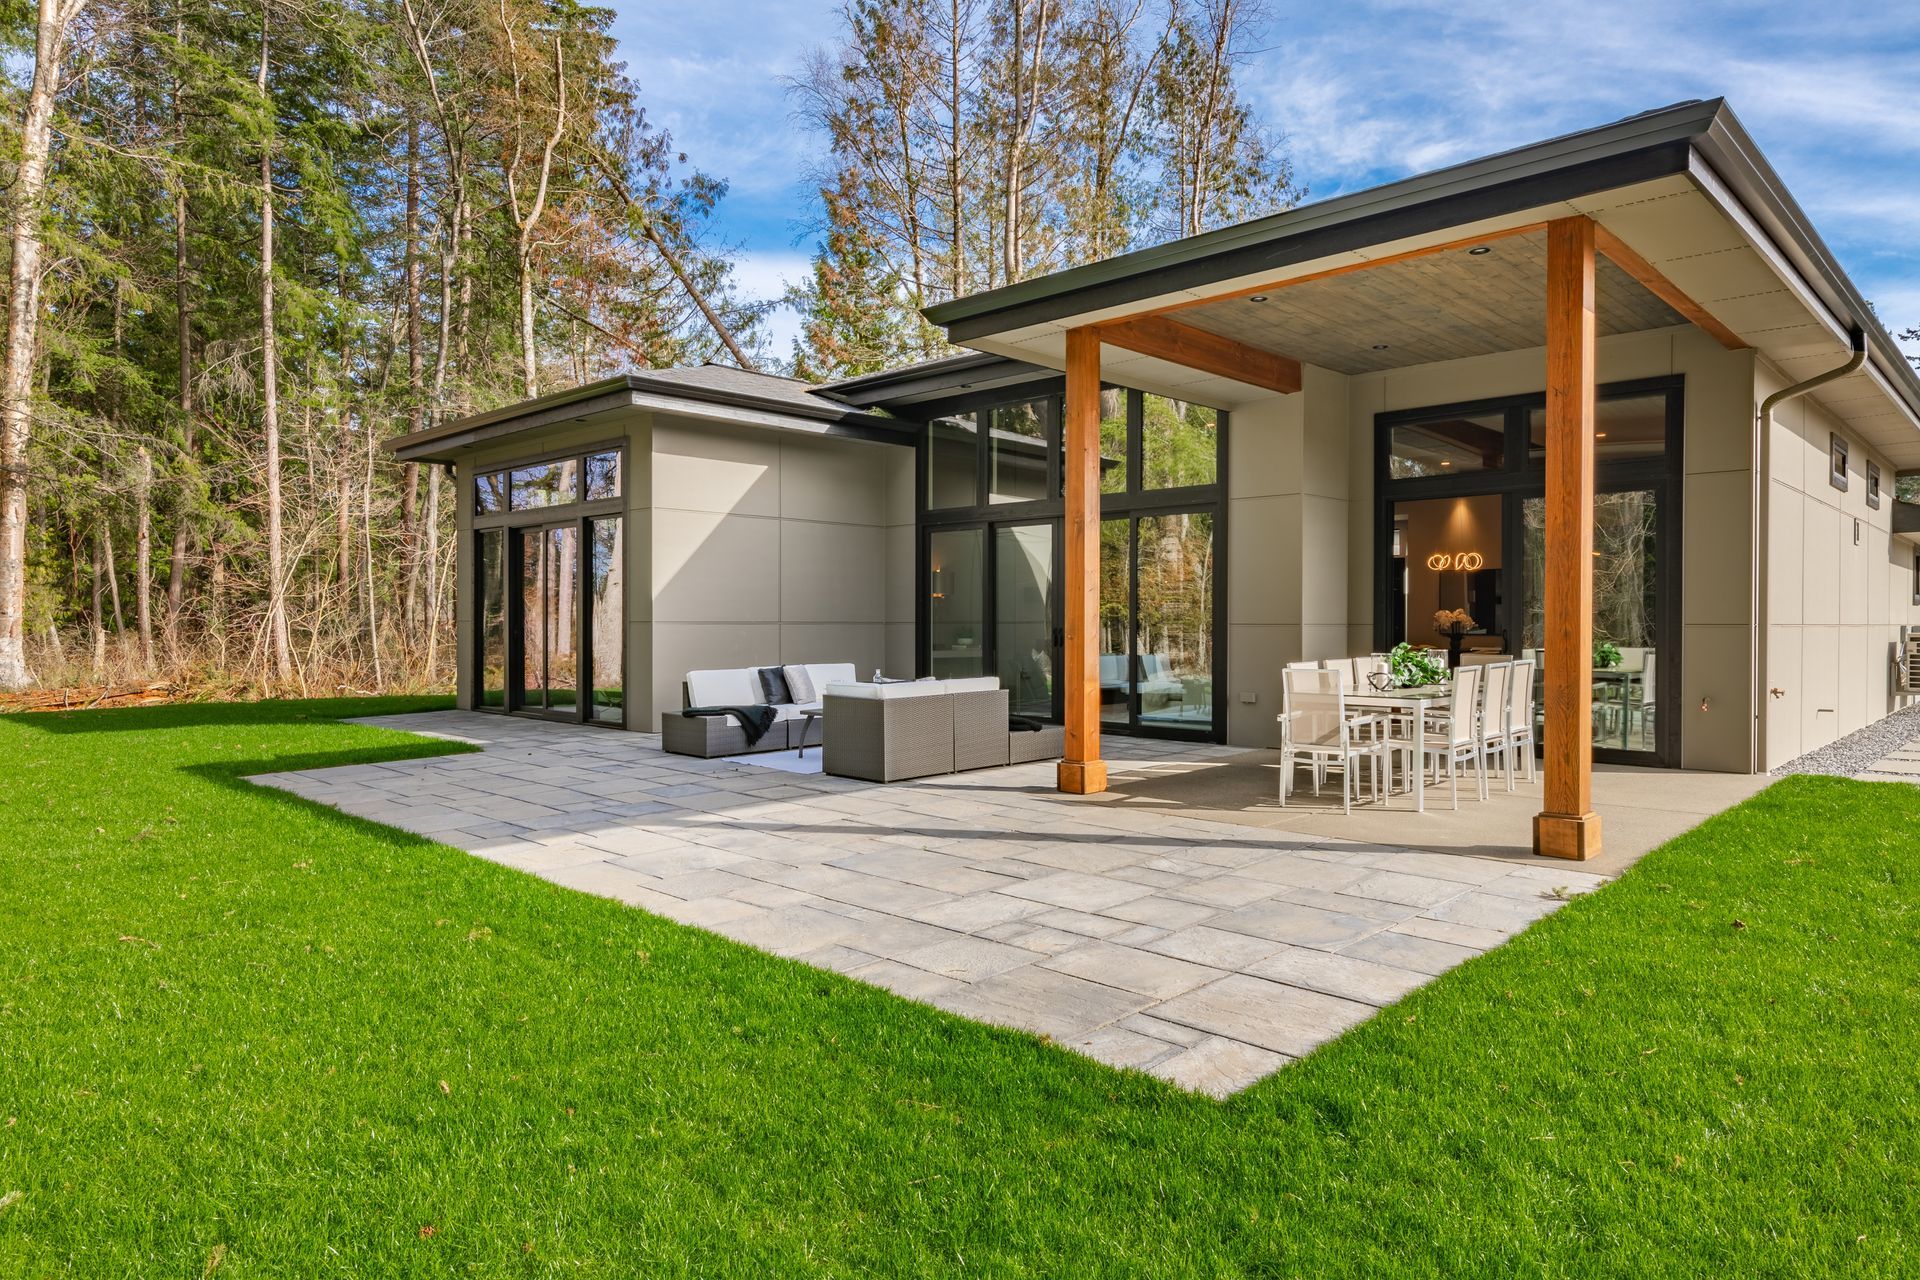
[1771, 702, 1920, 778]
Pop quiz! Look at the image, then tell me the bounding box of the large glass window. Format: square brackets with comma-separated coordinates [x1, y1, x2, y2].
[1099, 388, 1129, 495]
[1135, 513, 1214, 727]
[928, 527, 986, 677]
[1388, 411, 1505, 478]
[474, 445, 622, 726]
[926, 415, 979, 509]
[1523, 490, 1660, 755]
[1387, 494, 1507, 653]
[1100, 517, 1131, 726]
[1142, 396, 1219, 490]
[1528, 395, 1668, 464]
[988, 400, 1053, 504]
[994, 524, 1054, 717]
[479, 528, 507, 707]
[510, 458, 579, 510]
[588, 517, 623, 724]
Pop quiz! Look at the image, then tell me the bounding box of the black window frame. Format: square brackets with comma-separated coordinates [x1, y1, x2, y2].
[1373, 375, 1685, 767]
[913, 381, 1229, 742]
[470, 440, 627, 728]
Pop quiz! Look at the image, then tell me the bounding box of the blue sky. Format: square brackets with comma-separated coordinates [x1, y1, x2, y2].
[611, 0, 1920, 363]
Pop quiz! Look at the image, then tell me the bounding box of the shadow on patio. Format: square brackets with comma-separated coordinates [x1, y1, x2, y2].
[1091, 748, 1770, 876]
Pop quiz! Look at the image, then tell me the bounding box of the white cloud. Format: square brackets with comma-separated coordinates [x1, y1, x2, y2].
[729, 250, 814, 362]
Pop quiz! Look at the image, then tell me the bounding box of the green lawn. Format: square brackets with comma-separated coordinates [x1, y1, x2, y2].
[1, 698, 1915, 1276]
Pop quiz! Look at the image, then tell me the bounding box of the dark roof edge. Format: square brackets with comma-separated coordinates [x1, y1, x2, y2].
[925, 99, 1722, 339]
[1691, 107, 1920, 426]
[820, 352, 1054, 407]
[387, 371, 892, 461]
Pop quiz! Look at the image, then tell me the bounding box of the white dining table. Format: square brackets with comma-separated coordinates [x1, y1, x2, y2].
[1343, 685, 1451, 814]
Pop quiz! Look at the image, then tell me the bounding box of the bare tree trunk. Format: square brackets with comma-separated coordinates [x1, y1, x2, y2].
[135, 446, 153, 669]
[499, 0, 567, 399]
[363, 422, 381, 687]
[401, 117, 423, 632]
[89, 528, 106, 678]
[258, 5, 292, 684]
[423, 461, 442, 678]
[103, 513, 124, 635]
[0, 0, 88, 691]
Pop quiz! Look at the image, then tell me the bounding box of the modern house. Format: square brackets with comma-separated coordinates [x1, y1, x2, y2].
[391, 98, 1920, 858]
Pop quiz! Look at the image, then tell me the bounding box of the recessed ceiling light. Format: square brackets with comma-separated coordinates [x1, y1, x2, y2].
[1440, 460, 1452, 467]
[1468, 245, 1492, 256]
[1371, 343, 1390, 351]
[1248, 294, 1269, 303]
[1595, 431, 1608, 438]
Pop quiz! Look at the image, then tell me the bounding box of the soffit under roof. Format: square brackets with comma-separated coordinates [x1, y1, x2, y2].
[1174, 229, 1683, 376]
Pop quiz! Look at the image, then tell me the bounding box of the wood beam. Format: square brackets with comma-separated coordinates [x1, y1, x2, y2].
[1534, 216, 1602, 861]
[1095, 314, 1302, 395]
[1058, 326, 1106, 795]
[1594, 225, 1747, 351]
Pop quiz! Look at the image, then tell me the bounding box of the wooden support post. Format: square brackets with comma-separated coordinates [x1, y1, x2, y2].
[1059, 326, 1106, 795]
[1534, 217, 1602, 859]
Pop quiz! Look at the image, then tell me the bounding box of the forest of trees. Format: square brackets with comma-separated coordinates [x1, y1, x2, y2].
[0, 0, 1296, 697]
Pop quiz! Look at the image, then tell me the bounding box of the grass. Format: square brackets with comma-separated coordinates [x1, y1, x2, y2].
[0, 697, 1915, 1276]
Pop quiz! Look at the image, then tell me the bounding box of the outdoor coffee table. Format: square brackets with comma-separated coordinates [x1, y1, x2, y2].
[795, 704, 825, 758]
[1343, 685, 1450, 814]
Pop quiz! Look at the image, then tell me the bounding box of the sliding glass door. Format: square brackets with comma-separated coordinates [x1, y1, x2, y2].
[1100, 510, 1218, 735]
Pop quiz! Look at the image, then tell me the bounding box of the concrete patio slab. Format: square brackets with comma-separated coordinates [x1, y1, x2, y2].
[248, 710, 1753, 1096]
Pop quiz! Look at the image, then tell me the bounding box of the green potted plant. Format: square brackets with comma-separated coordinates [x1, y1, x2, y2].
[1385, 642, 1449, 689]
[1593, 638, 1622, 670]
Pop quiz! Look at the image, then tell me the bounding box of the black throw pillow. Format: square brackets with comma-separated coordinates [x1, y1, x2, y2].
[758, 666, 792, 704]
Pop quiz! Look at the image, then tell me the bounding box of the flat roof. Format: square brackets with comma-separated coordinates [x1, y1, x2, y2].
[390, 365, 912, 463]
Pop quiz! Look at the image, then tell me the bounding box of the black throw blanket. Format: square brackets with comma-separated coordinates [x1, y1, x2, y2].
[1009, 714, 1045, 733]
[683, 704, 778, 746]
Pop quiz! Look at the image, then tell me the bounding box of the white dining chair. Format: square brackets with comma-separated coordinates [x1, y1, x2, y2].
[1278, 667, 1389, 814]
[1390, 664, 1483, 809]
[1504, 657, 1538, 787]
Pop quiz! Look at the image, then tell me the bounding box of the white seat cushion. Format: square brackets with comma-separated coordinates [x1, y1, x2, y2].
[824, 680, 948, 700]
[686, 668, 760, 707]
[806, 662, 857, 689]
[944, 676, 1002, 694]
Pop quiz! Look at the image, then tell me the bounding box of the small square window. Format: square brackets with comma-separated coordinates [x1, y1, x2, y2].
[585, 450, 622, 501]
[1829, 433, 1849, 492]
[1867, 460, 1882, 510]
[475, 472, 507, 514]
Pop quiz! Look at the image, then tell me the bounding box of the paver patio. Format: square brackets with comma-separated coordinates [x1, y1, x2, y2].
[252, 711, 1614, 1096]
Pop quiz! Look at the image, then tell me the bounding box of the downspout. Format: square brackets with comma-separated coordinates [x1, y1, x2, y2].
[1750, 326, 1867, 771]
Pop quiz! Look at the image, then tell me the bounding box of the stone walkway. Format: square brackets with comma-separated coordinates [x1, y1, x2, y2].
[1857, 733, 1920, 783]
[251, 712, 1608, 1097]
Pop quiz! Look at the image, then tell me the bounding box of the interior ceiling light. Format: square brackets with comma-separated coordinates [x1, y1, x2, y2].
[1595, 431, 1608, 438]
[1468, 245, 1492, 256]
[1371, 343, 1390, 350]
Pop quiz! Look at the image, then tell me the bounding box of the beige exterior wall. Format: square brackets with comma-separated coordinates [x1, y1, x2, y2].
[647, 417, 914, 733]
[1759, 363, 1920, 769]
[1222, 323, 1760, 767]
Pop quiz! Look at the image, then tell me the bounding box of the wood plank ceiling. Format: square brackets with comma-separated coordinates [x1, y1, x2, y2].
[1176, 229, 1684, 375]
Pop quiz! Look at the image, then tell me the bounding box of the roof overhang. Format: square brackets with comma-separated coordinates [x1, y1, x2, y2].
[389, 374, 915, 465]
[923, 99, 1920, 459]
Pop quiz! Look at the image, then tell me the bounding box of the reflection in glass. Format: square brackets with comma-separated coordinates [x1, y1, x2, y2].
[1388, 494, 1506, 652]
[1388, 412, 1505, 478]
[926, 414, 979, 509]
[1099, 517, 1131, 725]
[1136, 513, 1214, 727]
[1099, 387, 1128, 494]
[476, 472, 507, 514]
[1529, 395, 1666, 463]
[994, 524, 1054, 718]
[479, 529, 506, 707]
[584, 451, 622, 501]
[928, 527, 985, 677]
[589, 517, 623, 723]
[1141, 396, 1218, 490]
[1523, 490, 1659, 753]
[510, 459, 579, 509]
[517, 525, 579, 712]
[988, 400, 1052, 504]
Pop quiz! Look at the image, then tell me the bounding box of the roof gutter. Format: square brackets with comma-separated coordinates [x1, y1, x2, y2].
[1750, 327, 1868, 771]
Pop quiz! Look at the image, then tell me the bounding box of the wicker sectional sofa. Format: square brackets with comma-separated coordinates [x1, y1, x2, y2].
[821, 677, 1064, 782]
[660, 662, 854, 757]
